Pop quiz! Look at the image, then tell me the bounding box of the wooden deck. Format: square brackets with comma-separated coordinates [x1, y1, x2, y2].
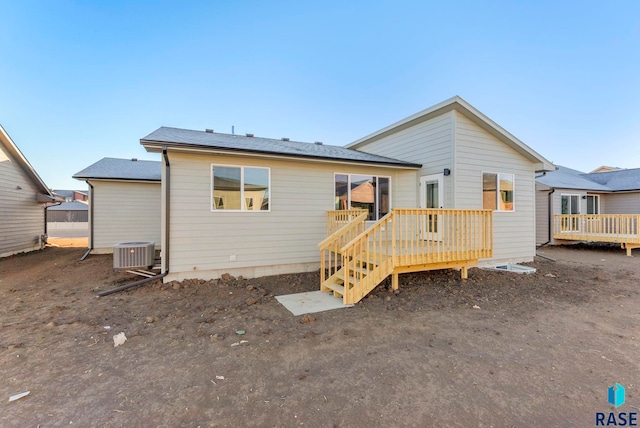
[319, 209, 493, 304]
[553, 214, 640, 256]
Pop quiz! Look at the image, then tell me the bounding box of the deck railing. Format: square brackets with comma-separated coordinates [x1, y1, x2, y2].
[553, 214, 640, 244]
[392, 209, 493, 266]
[337, 209, 493, 304]
[325, 209, 368, 235]
[319, 209, 368, 284]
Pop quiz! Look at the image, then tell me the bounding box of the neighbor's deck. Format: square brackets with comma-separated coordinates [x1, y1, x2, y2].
[553, 214, 640, 256]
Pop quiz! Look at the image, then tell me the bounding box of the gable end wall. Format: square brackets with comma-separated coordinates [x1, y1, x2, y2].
[352, 111, 454, 208]
[454, 112, 536, 264]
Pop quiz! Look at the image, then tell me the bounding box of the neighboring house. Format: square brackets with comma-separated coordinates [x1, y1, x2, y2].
[46, 200, 89, 237]
[53, 189, 88, 202]
[536, 165, 640, 248]
[72, 157, 161, 254]
[140, 96, 554, 288]
[590, 166, 622, 173]
[0, 125, 60, 257]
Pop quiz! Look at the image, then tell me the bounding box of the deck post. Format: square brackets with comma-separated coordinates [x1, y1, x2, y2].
[392, 272, 399, 291]
[461, 266, 468, 279]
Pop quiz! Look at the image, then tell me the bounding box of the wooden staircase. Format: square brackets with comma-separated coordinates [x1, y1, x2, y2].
[319, 209, 494, 305]
[322, 253, 390, 303]
[319, 211, 395, 304]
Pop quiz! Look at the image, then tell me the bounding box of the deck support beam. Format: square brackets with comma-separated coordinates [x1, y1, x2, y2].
[392, 272, 399, 291]
[622, 243, 639, 257]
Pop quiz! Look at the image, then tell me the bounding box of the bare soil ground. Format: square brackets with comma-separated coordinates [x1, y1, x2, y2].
[1, 241, 638, 427]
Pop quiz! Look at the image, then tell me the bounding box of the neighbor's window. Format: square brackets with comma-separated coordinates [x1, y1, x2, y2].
[212, 165, 270, 211]
[482, 172, 514, 211]
[561, 194, 580, 231]
[334, 174, 390, 221]
[587, 195, 600, 214]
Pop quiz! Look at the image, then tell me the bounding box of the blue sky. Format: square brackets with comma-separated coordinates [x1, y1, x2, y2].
[2, 1, 639, 190]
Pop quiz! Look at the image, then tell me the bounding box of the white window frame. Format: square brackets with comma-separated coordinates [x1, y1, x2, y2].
[560, 193, 581, 215]
[210, 164, 271, 213]
[482, 171, 515, 212]
[334, 173, 392, 221]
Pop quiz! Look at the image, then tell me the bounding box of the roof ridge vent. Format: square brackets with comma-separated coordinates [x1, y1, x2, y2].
[314, 141, 323, 145]
[205, 129, 214, 133]
[281, 137, 290, 141]
[246, 133, 254, 137]
[131, 158, 138, 161]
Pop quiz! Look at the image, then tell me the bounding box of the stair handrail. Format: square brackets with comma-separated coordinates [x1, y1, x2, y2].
[339, 211, 394, 253]
[319, 209, 368, 285]
[318, 210, 368, 250]
[339, 211, 394, 304]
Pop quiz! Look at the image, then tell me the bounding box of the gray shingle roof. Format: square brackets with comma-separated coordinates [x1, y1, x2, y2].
[47, 201, 88, 211]
[582, 168, 640, 191]
[537, 165, 640, 192]
[73, 157, 161, 181]
[140, 127, 421, 168]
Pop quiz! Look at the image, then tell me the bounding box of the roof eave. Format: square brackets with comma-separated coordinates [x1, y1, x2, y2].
[141, 139, 422, 170]
[72, 176, 161, 183]
[0, 125, 55, 198]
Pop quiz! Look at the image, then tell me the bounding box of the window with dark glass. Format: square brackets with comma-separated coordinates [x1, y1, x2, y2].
[334, 174, 390, 221]
[587, 195, 599, 214]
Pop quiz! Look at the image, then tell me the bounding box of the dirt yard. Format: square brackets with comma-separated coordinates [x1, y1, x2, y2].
[0, 240, 638, 427]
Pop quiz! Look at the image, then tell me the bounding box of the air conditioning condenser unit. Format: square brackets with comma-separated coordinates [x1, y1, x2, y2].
[113, 242, 155, 269]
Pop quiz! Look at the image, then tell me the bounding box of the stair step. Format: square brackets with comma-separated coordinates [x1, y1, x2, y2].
[335, 270, 357, 284]
[353, 254, 381, 266]
[323, 280, 345, 297]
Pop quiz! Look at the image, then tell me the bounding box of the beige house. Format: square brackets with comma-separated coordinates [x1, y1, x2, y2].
[140, 97, 554, 289]
[347, 96, 555, 266]
[536, 165, 640, 253]
[73, 157, 161, 255]
[0, 125, 59, 257]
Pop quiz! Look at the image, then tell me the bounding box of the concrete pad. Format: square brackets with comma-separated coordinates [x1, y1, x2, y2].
[275, 291, 353, 316]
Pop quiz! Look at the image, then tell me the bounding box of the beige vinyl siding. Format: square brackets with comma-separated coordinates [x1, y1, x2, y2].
[535, 183, 550, 245]
[352, 111, 454, 207]
[601, 192, 640, 214]
[164, 152, 415, 281]
[454, 112, 536, 264]
[90, 181, 161, 252]
[0, 144, 45, 257]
